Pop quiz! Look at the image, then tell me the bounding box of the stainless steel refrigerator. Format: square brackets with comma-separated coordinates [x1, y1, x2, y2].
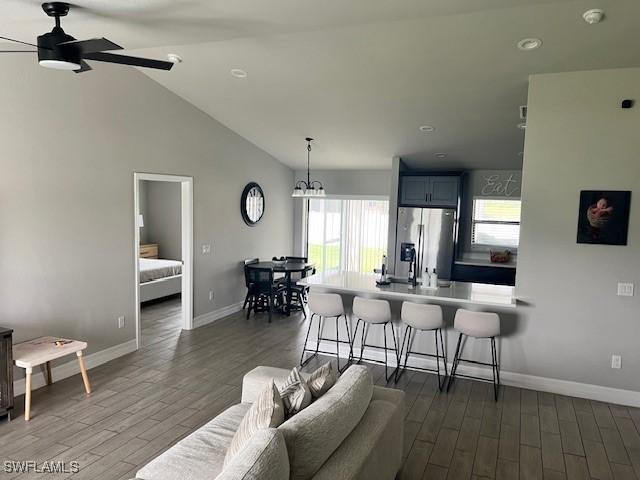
[394, 207, 456, 280]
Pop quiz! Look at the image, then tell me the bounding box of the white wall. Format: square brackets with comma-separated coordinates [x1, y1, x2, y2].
[0, 57, 293, 360]
[515, 68, 639, 392]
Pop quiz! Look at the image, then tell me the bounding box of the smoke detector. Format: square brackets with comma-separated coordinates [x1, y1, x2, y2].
[583, 9, 605, 24]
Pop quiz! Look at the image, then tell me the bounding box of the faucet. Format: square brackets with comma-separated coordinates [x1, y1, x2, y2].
[408, 247, 418, 288]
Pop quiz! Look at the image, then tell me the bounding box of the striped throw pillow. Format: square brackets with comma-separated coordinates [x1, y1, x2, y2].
[307, 361, 338, 398]
[278, 367, 312, 416]
[224, 380, 284, 466]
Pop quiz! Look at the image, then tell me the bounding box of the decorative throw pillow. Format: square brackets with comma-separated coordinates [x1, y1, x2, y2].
[224, 380, 284, 466]
[307, 361, 338, 398]
[278, 367, 312, 416]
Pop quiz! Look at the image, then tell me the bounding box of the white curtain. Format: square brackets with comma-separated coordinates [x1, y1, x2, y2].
[308, 198, 389, 274]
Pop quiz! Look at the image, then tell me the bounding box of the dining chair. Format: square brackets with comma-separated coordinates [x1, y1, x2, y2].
[246, 266, 277, 323]
[284, 258, 312, 317]
[242, 258, 259, 310]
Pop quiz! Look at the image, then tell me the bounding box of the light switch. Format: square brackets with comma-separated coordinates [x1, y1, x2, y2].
[617, 283, 634, 297]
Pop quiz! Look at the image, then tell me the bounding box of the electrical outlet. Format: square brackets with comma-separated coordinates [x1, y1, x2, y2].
[118, 316, 125, 329]
[209, 291, 214, 301]
[617, 283, 634, 297]
[202, 244, 211, 255]
[611, 354, 622, 369]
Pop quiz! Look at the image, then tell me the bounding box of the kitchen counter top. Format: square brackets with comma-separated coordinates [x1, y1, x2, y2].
[298, 271, 517, 309]
[455, 253, 517, 269]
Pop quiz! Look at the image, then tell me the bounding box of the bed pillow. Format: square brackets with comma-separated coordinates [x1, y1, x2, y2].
[224, 380, 285, 466]
[307, 362, 337, 399]
[278, 367, 312, 416]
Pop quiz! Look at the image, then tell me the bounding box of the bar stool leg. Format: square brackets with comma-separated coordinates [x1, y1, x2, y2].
[300, 313, 316, 366]
[395, 325, 412, 383]
[356, 320, 368, 364]
[334, 315, 350, 373]
[434, 329, 446, 391]
[446, 332, 464, 392]
[437, 329, 448, 389]
[389, 322, 399, 382]
[343, 315, 354, 362]
[383, 323, 389, 381]
[490, 337, 500, 401]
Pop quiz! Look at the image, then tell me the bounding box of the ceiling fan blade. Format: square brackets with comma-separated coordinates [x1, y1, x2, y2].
[0, 35, 42, 49]
[58, 37, 123, 54]
[82, 52, 174, 71]
[73, 60, 92, 73]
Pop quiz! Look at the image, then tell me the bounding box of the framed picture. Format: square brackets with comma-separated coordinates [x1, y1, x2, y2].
[576, 190, 631, 245]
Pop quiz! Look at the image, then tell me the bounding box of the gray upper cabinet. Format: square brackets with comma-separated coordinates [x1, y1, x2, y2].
[400, 175, 459, 208]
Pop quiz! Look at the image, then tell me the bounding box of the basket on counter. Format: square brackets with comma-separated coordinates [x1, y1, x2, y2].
[490, 250, 511, 264]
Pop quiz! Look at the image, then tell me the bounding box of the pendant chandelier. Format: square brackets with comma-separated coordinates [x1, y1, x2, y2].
[292, 137, 326, 198]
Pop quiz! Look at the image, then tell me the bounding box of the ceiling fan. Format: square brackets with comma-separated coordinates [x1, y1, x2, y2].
[0, 2, 174, 73]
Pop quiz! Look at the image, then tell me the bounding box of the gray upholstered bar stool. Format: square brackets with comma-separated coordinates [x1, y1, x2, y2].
[352, 296, 399, 382]
[396, 302, 447, 390]
[447, 309, 501, 400]
[300, 292, 353, 373]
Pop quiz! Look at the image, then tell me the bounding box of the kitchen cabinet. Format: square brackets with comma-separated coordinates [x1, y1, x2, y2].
[400, 175, 459, 208]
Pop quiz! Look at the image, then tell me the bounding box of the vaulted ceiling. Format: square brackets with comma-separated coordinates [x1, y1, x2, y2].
[5, 0, 640, 169]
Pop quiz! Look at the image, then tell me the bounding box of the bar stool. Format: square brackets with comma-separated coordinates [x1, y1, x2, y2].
[396, 302, 447, 390]
[300, 292, 353, 373]
[447, 309, 501, 401]
[352, 297, 399, 382]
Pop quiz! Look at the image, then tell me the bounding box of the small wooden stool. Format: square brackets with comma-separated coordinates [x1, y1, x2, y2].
[13, 336, 91, 420]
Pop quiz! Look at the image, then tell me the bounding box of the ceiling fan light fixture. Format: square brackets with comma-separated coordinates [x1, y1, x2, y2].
[39, 59, 81, 70]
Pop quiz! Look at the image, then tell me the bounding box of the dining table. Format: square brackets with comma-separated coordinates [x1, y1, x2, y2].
[245, 261, 314, 315]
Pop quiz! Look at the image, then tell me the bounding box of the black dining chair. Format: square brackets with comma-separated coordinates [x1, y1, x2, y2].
[246, 266, 277, 323]
[286, 261, 314, 317]
[242, 258, 259, 310]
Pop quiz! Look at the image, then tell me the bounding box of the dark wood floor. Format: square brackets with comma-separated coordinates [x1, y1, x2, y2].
[1, 297, 639, 480]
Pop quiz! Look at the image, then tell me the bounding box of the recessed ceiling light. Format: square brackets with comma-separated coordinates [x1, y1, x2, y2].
[231, 68, 247, 78]
[434, 153, 447, 159]
[419, 125, 435, 132]
[583, 9, 605, 25]
[517, 123, 527, 130]
[517, 38, 542, 51]
[167, 54, 182, 64]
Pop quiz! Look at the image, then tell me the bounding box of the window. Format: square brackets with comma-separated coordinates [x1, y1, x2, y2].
[307, 198, 389, 274]
[472, 198, 521, 248]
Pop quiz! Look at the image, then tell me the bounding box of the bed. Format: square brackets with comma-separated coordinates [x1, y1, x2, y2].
[139, 257, 183, 303]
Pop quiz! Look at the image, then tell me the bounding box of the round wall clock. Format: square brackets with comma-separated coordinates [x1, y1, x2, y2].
[241, 182, 265, 226]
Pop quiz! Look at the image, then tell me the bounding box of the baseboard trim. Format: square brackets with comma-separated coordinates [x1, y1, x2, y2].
[13, 339, 138, 397]
[315, 340, 640, 408]
[193, 302, 244, 329]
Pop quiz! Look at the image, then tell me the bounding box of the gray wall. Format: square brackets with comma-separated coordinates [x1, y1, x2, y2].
[314, 68, 640, 398]
[515, 68, 639, 391]
[0, 57, 293, 358]
[140, 180, 182, 261]
[293, 169, 391, 256]
[458, 170, 522, 254]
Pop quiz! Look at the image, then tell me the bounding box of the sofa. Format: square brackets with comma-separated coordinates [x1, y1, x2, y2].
[134, 364, 405, 480]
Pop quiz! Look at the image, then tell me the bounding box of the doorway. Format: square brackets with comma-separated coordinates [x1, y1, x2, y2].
[134, 173, 194, 350]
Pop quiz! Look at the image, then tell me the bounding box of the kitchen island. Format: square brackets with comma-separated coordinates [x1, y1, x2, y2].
[298, 271, 516, 310]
